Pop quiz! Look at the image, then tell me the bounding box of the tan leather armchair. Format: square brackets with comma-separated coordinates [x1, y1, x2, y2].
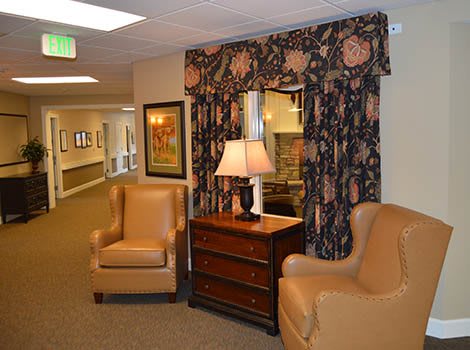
[90, 184, 188, 304]
[279, 203, 452, 350]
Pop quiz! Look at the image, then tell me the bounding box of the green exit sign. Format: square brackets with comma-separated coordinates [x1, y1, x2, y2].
[41, 34, 76, 59]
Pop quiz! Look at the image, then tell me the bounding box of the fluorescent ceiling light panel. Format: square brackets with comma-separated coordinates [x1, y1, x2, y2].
[12, 76, 98, 84]
[0, 1, 145, 31]
[122, 107, 135, 111]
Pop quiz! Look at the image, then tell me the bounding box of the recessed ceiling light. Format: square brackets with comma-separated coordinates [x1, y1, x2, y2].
[0, 1, 145, 31]
[122, 107, 135, 111]
[12, 76, 99, 84]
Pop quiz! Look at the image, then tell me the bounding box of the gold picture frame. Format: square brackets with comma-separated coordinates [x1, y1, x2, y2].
[143, 101, 186, 179]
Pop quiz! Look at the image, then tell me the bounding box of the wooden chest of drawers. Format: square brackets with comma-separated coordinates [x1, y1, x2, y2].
[189, 212, 304, 335]
[0, 172, 49, 223]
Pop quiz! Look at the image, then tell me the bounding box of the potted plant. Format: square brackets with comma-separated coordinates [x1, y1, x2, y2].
[19, 137, 48, 173]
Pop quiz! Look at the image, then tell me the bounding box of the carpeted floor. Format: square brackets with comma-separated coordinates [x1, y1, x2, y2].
[0, 170, 469, 349]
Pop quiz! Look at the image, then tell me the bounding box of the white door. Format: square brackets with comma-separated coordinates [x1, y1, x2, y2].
[103, 123, 112, 178]
[115, 122, 124, 173]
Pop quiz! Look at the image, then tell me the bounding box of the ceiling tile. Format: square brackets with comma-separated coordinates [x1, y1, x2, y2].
[80, 34, 158, 51]
[12, 20, 103, 42]
[0, 35, 40, 51]
[172, 32, 230, 47]
[0, 14, 36, 35]
[115, 20, 203, 42]
[5, 64, 78, 75]
[212, 0, 327, 19]
[0, 48, 37, 64]
[96, 52, 154, 63]
[269, 5, 349, 28]
[336, 0, 435, 13]
[215, 20, 286, 39]
[76, 45, 123, 60]
[134, 44, 186, 57]
[81, 0, 204, 18]
[71, 63, 132, 73]
[158, 3, 256, 32]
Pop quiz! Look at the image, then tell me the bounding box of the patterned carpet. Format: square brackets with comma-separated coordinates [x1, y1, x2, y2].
[0, 170, 468, 349]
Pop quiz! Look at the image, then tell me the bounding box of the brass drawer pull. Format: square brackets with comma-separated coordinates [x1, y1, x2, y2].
[250, 246, 255, 252]
[203, 236, 208, 242]
[251, 272, 256, 278]
[251, 298, 256, 304]
[204, 260, 208, 266]
[204, 284, 209, 290]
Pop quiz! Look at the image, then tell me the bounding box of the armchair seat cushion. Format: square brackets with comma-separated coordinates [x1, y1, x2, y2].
[99, 238, 166, 267]
[279, 275, 367, 338]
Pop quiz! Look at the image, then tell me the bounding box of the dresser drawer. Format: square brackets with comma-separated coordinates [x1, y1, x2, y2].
[25, 175, 47, 193]
[194, 252, 269, 288]
[194, 274, 270, 315]
[193, 228, 268, 260]
[27, 191, 48, 210]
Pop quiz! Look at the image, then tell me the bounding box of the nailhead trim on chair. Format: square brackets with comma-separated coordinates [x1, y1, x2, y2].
[308, 220, 446, 347]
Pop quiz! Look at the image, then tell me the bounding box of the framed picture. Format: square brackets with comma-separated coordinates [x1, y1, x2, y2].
[143, 101, 186, 179]
[59, 130, 68, 152]
[81, 131, 87, 149]
[75, 132, 82, 148]
[97, 130, 103, 148]
[86, 132, 92, 147]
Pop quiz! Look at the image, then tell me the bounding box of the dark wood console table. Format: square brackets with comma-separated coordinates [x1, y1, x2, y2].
[0, 171, 49, 223]
[189, 212, 304, 335]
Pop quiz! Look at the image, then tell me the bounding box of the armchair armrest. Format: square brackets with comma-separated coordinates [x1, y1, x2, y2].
[166, 225, 188, 289]
[282, 254, 360, 277]
[89, 225, 122, 272]
[309, 287, 410, 349]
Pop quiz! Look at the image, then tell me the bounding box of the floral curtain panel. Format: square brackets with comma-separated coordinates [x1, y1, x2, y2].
[192, 93, 242, 217]
[303, 76, 381, 259]
[185, 12, 390, 95]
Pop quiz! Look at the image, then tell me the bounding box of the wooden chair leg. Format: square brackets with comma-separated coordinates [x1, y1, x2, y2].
[93, 293, 103, 304]
[168, 293, 176, 303]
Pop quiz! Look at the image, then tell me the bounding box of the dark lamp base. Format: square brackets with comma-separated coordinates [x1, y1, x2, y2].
[235, 211, 260, 221]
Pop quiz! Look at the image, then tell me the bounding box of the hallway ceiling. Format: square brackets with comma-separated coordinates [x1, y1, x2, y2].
[0, 0, 434, 96]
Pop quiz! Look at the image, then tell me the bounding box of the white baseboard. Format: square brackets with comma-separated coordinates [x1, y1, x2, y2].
[426, 317, 470, 338]
[61, 177, 105, 198]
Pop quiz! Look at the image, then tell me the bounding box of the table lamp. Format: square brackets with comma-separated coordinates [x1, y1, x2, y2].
[215, 138, 275, 221]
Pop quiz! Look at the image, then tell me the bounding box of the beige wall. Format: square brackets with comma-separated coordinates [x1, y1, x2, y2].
[29, 94, 133, 144]
[0, 91, 31, 176]
[53, 109, 105, 165]
[383, 0, 470, 320]
[62, 162, 104, 191]
[133, 53, 192, 216]
[446, 23, 470, 321]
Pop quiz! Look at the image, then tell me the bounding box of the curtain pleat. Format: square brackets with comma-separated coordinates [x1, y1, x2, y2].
[191, 93, 242, 217]
[303, 76, 381, 259]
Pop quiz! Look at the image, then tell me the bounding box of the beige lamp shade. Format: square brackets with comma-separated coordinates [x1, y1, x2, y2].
[215, 139, 275, 177]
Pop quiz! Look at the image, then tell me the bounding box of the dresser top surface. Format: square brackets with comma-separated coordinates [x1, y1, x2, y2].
[0, 171, 46, 180]
[190, 212, 303, 237]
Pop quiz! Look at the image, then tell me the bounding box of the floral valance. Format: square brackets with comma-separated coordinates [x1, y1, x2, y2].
[185, 12, 390, 95]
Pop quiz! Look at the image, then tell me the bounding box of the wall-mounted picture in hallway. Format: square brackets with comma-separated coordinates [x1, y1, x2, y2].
[74, 132, 82, 148]
[81, 131, 87, 149]
[86, 132, 92, 147]
[143, 101, 186, 179]
[59, 130, 68, 152]
[96, 130, 102, 148]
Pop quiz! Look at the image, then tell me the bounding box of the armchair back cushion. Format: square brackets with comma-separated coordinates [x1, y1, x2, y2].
[356, 205, 432, 294]
[123, 185, 176, 240]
